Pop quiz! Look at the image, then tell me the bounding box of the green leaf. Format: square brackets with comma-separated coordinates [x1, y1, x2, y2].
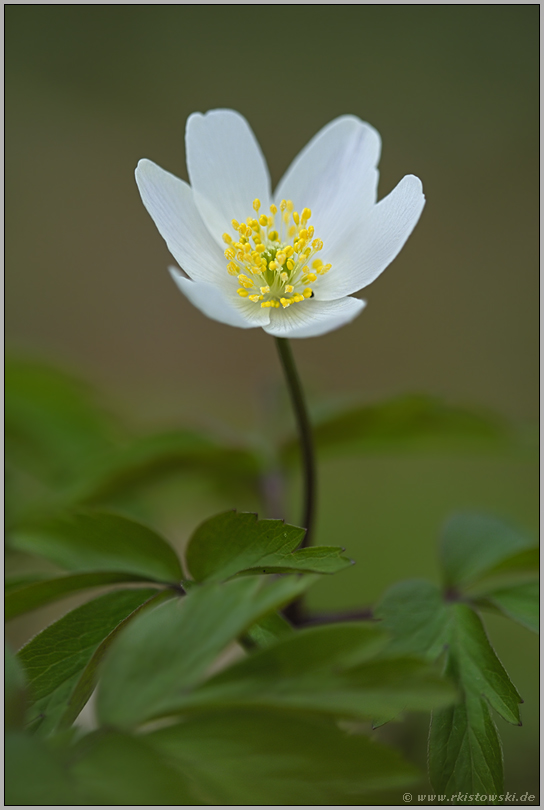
[375, 578, 524, 796]
[186, 510, 352, 582]
[18, 588, 162, 735]
[145, 708, 420, 804]
[375, 579, 452, 660]
[464, 547, 539, 596]
[97, 574, 316, 728]
[5, 644, 27, 730]
[74, 429, 261, 504]
[177, 623, 455, 720]
[429, 693, 503, 800]
[440, 513, 535, 590]
[6, 571, 151, 620]
[69, 730, 202, 805]
[5, 356, 117, 486]
[5, 731, 80, 805]
[281, 395, 515, 462]
[478, 582, 539, 633]
[242, 610, 294, 649]
[10, 510, 183, 582]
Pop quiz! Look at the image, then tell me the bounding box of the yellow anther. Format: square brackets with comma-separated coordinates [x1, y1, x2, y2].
[237, 288, 249, 297]
[322, 263, 332, 273]
[249, 294, 262, 303]
[280, 199, 287, 211]
[286, 200, 294, 212]
[253, 198, 261, 212]
[267, 216, 273, 227]
[280, 297, 291, 308]
[288, 225, 297, 238]
[260, 285, 270, 294]
[227, 262, 239, 275]
[269, 261, 277, 271]
[231, 219, 240, 230]
[238, 223, 246, 235]
[307, 225, 315, 238]
[280, 271, 289, 281]
[270, 204, 277, 215]
[302, 208, 311, 221]
[261, 301, 271, 308]
[294, 240, 303, 253]
[299, 228, 308, 240]
[303, 288, 313, 298]
[259, 214, 268, 227]
[236, 251, 245, 262]
[284, 245, 294, 257]
[224, 247, 235, 259]
[253, 236, 261, 245]
[256, 243, 266, 253]
[294, 293, 305, 302]
[306, 272, 317, 282]
[285, 285, 294, 293]
[312, 259, 323, 270]
[274, 300, 280, 308]
[312, 239, 323, 250]
[238, 274, 253, 287]
[223, 233, 232, 244]
[277, 253, 286, 266]
[286, 259, 295, 270]
[243, 243, 251, 253]
[268, 230, 279, 242]
[293, 211, 300, 225]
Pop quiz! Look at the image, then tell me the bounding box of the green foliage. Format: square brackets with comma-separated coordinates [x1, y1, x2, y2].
[96, 575, 317, 728]
[375, 512, 536, 801]
[4, 358, 537, 804]
[281, 394, 517, 462]
[186, 510, 353, 581]
[18, 588, 165, 735]
[9, 510, 183, 582]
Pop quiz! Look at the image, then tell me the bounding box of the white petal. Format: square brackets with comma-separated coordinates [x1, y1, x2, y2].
[136, 159, 226, 286]
[186, 110, 271, 246]
[316, 175, 426, 301]
[263, 297, 366, 339]
[274, 116, 381, 254]
[168, 267, 270, 329]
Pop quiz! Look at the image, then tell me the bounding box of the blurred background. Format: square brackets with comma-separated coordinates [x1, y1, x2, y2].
[6, 5, 538, 800]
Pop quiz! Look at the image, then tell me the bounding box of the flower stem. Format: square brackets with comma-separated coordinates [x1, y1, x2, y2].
[274, 337, 316, 549]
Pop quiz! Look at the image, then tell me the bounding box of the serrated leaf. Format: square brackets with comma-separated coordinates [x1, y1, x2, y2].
[177, 623, 455, 720]
[10, 510, 183, 583]
[281, 395, 514, 462]
[449, 604, 522, 725]
[374, 579, 452, 660]
[6, 571, 151, 620]
[429, 692, 503, 800]
[186, 510, 352, 582]
[97, 574, 316, 728]
[74, 429, 261, 504]
[145, 708, 420, 804]
[18, 588, 162, 735]
[69, 730, 202, 805]
[440, 513, 535, 590]
[479, 582, 539, 633]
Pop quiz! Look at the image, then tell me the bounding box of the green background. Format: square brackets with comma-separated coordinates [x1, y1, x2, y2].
[6, 6, 538, 801]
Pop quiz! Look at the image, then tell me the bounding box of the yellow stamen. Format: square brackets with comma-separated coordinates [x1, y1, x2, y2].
[303, 288, 313, 298]
[285, 285, 294, 293]
[270, 204, 277, 215]
[237, 288, 249, 297]
[260, 285, 270, 294]
[253, 198, 261, 212]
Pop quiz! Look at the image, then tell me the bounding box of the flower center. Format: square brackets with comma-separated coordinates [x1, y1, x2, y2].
[222, 199, 331, 309]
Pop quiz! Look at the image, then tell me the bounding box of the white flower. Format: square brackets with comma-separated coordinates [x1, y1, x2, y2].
[135, 110, 425, 339]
